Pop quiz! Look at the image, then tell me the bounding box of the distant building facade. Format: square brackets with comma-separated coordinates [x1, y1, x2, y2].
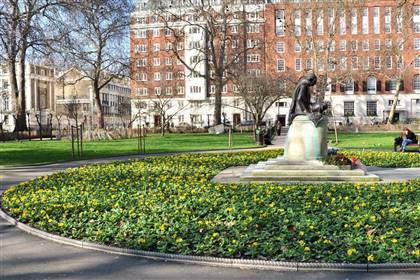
[55, 68, 132, 129]
[0, 64, 55, 132]
[130, 0, 420, 128]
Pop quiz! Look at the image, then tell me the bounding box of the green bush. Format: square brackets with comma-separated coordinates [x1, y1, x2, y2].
[2, 150, 420, 264]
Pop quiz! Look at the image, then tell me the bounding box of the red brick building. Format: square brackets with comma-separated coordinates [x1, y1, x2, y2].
[131, 0, 420, 127]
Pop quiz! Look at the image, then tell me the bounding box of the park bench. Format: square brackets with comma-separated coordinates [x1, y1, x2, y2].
[394, 133, 420, 152]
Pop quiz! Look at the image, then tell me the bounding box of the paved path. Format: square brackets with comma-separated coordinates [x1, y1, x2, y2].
[1, 140, 419, 280]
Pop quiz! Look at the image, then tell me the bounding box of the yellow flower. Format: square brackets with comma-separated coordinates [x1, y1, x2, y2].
[304, 247, 310, 252]
[298, 240, 305, 246]
[212, 232, 219, 238]
[299, 231, 305, 236]
[367, 255, 375, 262]
[176, 238, 183, 244]
[412, 249, 420, 257]
[159, 224, 166, 232]
[391, 238, 398, 244]
[347, 248, 357, 256]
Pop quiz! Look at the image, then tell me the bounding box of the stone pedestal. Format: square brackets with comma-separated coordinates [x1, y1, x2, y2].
[284, 115, 327, 161]
[239, 115, 379, 183]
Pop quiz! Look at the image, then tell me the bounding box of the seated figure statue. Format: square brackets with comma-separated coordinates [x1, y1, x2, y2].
[288, 72, 329, 127]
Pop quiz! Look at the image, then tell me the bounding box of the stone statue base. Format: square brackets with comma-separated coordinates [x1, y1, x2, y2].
[239, 115, 379, 183]
[284, 115, 327, 161]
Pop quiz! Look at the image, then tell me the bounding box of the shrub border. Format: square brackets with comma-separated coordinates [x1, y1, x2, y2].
[1, 207, 419, 272]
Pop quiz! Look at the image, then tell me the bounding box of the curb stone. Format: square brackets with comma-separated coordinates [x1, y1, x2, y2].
[1, 207, 419, 273]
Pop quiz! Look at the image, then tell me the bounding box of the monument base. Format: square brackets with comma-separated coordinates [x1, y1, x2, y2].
[284, 115, 328, 161]
[239, 157, 380, 183]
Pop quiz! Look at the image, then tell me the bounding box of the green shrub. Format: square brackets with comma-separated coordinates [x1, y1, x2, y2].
[2, 149, 419, 263]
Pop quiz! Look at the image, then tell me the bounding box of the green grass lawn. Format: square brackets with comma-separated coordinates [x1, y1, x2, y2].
[0, 133, 257, 166]
[328, 131, 406, 151]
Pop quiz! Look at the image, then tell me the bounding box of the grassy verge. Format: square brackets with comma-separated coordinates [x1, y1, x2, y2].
[0, 133, 257, 166]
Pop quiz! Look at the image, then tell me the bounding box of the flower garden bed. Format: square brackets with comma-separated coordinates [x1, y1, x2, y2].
[1, 150, 419, 264]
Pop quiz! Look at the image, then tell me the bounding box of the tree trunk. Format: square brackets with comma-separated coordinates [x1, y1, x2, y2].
[213, 80, 223, 126]
[161, 114, 165, 136]
[94, 84, 105, 129]
[387, 83, 400, 125]
[15, 52, 28, 132]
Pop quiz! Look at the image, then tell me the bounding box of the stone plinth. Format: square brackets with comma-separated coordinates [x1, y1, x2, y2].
[284, 115, 328, 161]
[239, 158, 380, 183]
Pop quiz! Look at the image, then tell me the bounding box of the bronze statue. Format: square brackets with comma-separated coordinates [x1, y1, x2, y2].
[288, 72, 329, 126]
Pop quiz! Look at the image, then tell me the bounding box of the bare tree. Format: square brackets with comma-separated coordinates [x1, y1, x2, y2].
[0, 0, 61, 132]
[57, 0, 132, 129]
[148, 94, 188, 136]
[285, 0, 363, 144]
[64, 94, 81, 130]
[152, 0, 266, 126]
[233, 72, 292, 130]
[379, 0, 415, 124]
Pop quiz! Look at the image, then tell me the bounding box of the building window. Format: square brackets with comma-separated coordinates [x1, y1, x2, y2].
[294, 10, 301, 36]
[177, 87, 184, 95]
[374, 39, 380, 50]
[154, 72, 161, 81]
[164, 28, 171, 36]
[385, 39, 392, 49]
[165, 87, 172, 95]
[136, 30, 147, 38]
[305, 9, 312, 35]
[328, 8, 335, 34]
[247, 54, 260, 63]
[165, 72, 173, 80]
[317, 40, 324, 51]
[137, 88, 148, 96]
[295, 58, 302, 71]
[136, 58, 147, 67]
[367, 76, 377, 94]
[339, 10, 346, 35]
[363, 57, 369, 70]
[153, 28, 160, 37]
[386, 56, 392, 69]
[351, 8, 357, 34]
[414, 6, 420, 33]
[344, 101, 354, 116]
[373, 7, 380, 34]
[304, 58, 312, 70]
[415, 56, 420, 68]
[388, 99, 400, 106]
[294, 42, 301, 52]
[275, 9, 285, 36]
[153, 43, 160, 52]
[374, 57, 381, 69]
[339, 40, 346, 51]
[340, 57, 347, 71]
[351, 57, 358, 70]
[231, 25, 238, 33]
[190, 86, 201, 94]
[277, 59, 285, 72]
[414, 38, 420, 50]
[316, 10, 324, 35]
[165, 57, 172, 65]
[328, 41, 335, 52]
[153, 57, 160, 66]
[362, 40, 369, 51]
[165, 43, 172, 51]
[247, 24, 260, 33]
[367, 101, 377, 116]
[350, 40, 357, 51]
[276, 42, 285, 53]
[345, 79, 354, 94]
[396, 8, 403, 33]
[384, 7, 391, 33]
[137, 72, 147, 81]
[362, 8, 368, 34]
[413, 75, 420, 91]
[154, 87, 161, 95]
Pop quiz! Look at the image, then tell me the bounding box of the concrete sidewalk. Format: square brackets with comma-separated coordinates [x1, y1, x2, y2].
[1, 141, 419, 280]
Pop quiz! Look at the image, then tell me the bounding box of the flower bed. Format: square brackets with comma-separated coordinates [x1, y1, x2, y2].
[1, 150, 419, 264]
[339, 150, 420, 168]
